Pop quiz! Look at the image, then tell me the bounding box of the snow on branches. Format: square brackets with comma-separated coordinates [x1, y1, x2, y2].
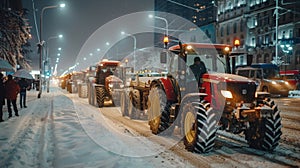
[0, 8, 31, 70]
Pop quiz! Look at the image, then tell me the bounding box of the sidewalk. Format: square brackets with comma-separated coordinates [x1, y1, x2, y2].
[2, 89, 39, 120]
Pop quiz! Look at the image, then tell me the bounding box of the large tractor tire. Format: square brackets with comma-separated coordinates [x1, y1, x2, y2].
[128, 89, 141, 119]
[148, 84, 171, 135]
[95, 86, 105, 108]
[182, 99, 218, 153]
[245, 98, 282, 151]
[120, 91, 128, 116]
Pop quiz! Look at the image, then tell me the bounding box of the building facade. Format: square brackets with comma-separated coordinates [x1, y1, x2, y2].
[153, 0, 218, 45]
[154, 0, 300, 70]
[217, 0, 300, 70]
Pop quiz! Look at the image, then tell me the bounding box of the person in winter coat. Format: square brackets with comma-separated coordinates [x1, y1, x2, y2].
[189, 57, 207, 86]
[18, 78, 29, 108]
[5, 75, 20, 117]
[0, 73, 5, 122]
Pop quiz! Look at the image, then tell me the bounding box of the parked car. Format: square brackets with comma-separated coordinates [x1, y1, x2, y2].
[236, 63, 291, 97]
[280, 70, 300, 90]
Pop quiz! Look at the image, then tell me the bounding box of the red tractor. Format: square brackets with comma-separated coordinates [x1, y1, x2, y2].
[147, 42, 282, 153]
[94, 60, 124, 107]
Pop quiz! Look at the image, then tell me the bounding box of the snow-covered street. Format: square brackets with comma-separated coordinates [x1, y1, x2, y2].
[0, 88, 190, 167]
[0, 86, 300, 167]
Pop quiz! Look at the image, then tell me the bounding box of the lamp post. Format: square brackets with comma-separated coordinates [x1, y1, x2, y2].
[38, 3, 65, 98]
[148, 14, 168, 36]
[280, 44, 293, 73]
[121, 31, 137, 71]
[45, 34, 63, 93]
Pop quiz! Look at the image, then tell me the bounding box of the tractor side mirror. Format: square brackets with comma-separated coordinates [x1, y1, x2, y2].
[160, 51, 167, 63]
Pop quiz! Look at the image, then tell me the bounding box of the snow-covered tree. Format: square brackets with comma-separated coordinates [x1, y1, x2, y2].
[0, 8, 32, 70]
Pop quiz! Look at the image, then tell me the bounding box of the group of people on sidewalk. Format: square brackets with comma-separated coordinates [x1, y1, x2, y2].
[0, 72, 30, 122]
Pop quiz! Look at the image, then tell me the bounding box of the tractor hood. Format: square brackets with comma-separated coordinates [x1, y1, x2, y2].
[105, 75, 123, 84]
[203, 72, 255, 84]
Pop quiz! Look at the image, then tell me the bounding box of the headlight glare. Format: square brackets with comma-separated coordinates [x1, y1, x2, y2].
[221, 90, 233, 99]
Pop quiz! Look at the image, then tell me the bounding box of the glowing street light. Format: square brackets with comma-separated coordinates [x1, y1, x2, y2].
[38, 3, 66, 98]
[148, 14, 168, 36]
[121, 31, 137, 70]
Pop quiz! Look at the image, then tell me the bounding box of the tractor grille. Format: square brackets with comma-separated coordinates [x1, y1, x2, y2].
[226, 82, 256, 103]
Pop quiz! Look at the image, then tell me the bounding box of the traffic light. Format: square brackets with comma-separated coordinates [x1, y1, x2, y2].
[45, 70, 51, 77]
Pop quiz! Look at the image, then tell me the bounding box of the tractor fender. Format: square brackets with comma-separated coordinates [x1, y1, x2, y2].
[181, 93, 207, 105]
[150, 76, 180, 102]
[94, 83, 105, 87]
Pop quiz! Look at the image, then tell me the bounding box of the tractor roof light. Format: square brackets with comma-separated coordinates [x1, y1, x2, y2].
[163, 36, 169, 43]
[234, 39, 240, 47]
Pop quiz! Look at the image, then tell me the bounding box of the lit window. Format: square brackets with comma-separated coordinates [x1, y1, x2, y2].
[289, 30, 293, 38]
[282, 31, 286, 39]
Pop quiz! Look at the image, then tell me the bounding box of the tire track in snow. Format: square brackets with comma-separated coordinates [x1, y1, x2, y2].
[0, 95, 51, 167]
[37, 93, 55, 167]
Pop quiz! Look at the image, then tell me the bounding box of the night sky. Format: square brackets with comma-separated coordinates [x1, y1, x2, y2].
[22, 0, 154, 75]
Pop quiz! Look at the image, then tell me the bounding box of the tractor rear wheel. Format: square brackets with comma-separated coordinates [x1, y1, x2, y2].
[128, 89, 141, 119]
[120, 91, 128, 116]
[148, 84, 170, 134]
[245, 98, 282, 151]
[182, 99, 217, 153]
[95, 86, 105, 108]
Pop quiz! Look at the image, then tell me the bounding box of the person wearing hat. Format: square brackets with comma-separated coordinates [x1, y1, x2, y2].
[189, 56, 207, 86]
[4, 74, 20, 117]
[0, 73, 4, 122]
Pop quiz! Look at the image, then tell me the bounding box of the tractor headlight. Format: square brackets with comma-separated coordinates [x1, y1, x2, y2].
[221, 90, 233, 99]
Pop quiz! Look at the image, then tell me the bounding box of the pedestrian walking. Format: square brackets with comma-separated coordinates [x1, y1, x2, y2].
[18, 78, 29, 108]
[0, 73, 5, 122]
[4, 75, 20, 117]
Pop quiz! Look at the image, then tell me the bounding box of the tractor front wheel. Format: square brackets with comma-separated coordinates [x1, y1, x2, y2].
[128, 89, 141, 119]
[95, 86, 105, 108]
[148, 84, 170, 134]
[245, 98, 282, 151]
[120, 91, 128, 116]
[182, 99, 217, 153]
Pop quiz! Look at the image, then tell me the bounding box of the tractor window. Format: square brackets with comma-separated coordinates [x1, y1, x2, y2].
[256, 70, 262, 79]
[237, 69, 250, 78]
[263, 68, 280, 79]
[168, 53, 180, 78]
[250, 70, 255, 78]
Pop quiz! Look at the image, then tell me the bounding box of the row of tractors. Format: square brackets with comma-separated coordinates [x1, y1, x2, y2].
[59, 42, 282, 153]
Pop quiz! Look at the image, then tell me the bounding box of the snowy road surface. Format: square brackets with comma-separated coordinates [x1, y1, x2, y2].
[0, 87, 299, 167]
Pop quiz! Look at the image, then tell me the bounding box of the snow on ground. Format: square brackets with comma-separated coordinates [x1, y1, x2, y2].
[1, 86, 300, 168]
[0, 87, 191, 167]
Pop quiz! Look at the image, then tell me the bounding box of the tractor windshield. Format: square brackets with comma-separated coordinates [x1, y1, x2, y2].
[167, 43, 230, 81]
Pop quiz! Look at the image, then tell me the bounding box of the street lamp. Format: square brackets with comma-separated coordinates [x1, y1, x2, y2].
[45, 34, 63, 93]
[148, 14, 168, 36]
[280, 44, 293, 73]
[38, 3, 65, 98]
[121, 31, 137, 70]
